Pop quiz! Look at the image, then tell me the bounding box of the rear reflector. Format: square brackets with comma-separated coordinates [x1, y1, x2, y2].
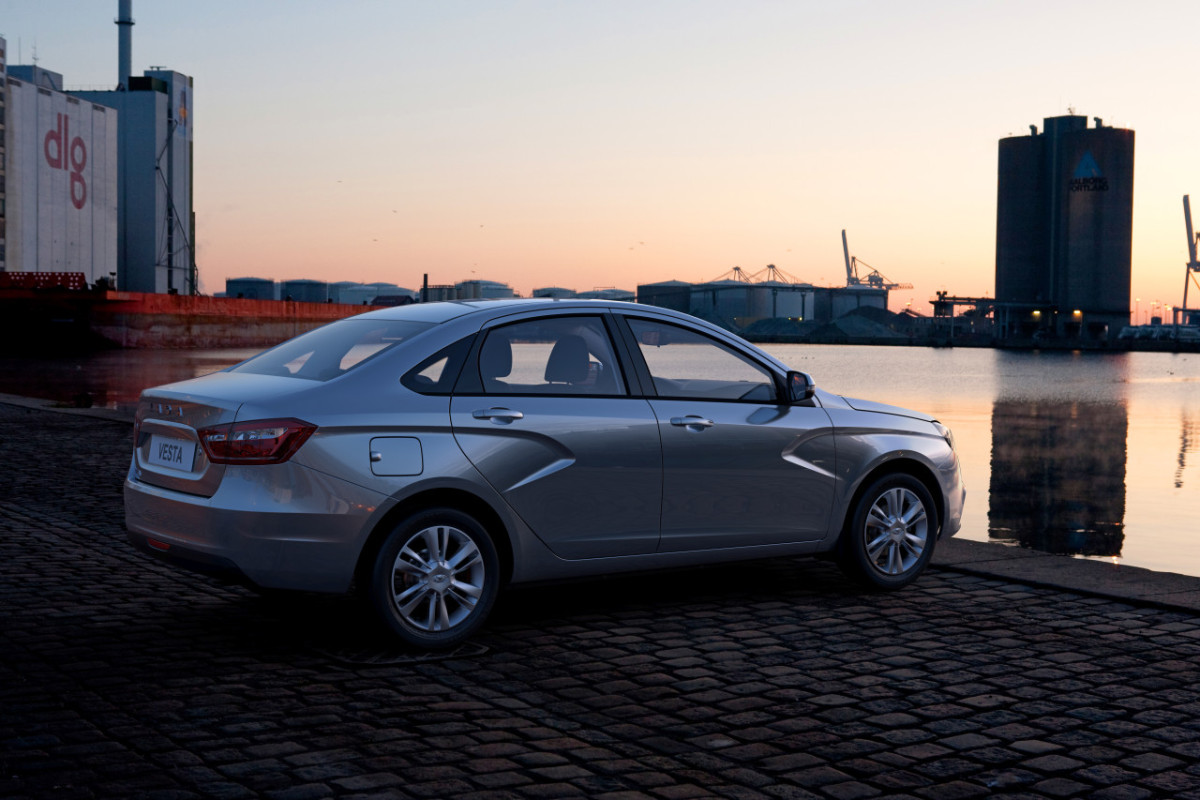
[147, 538, 172, 551]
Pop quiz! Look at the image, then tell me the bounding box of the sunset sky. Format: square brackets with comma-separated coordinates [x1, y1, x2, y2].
[4, 0, 1198, 317]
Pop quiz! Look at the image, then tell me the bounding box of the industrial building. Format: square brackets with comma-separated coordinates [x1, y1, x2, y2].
[0, 2, 194, 295]
[532, 286, 578, 298]
[455, 279, 515, 299]
[225, 277, 419, 305]
[637, 276, 886, 331]
[0, 43, 120, 284]
[577, 288, 635, 301]
[995, 114, 1135, 340]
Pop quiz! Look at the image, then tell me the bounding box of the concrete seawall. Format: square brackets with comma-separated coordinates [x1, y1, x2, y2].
[90, 292, 377, 348]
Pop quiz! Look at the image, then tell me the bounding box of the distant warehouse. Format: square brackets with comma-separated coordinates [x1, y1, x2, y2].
[1, 53, 119, 285]
[0, 6, 196, 296]
[638, 278, 885, 332]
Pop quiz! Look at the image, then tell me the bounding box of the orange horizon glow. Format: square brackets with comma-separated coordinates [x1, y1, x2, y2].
[5, 1, 1198, 318]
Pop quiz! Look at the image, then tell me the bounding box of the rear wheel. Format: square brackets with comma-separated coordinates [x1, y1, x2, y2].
[370, 508, 500, 649]
[838, 474, 938, 590]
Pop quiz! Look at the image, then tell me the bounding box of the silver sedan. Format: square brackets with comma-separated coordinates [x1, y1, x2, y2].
[125, 299, 965, 648]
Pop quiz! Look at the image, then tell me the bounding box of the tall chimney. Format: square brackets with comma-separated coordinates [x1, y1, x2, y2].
[117, 0, 134, 88]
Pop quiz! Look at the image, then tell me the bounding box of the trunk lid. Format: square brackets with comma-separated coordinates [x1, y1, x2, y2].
[132, 373, 313, 497]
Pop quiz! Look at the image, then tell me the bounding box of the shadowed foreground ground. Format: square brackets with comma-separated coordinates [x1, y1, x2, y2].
[4, 402, 1200, 799]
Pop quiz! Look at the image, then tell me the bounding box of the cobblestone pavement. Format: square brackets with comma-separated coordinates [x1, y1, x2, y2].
[5, 403, 1200, 800]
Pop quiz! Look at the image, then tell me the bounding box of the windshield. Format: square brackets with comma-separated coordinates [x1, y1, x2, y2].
[230, 319, 434, 382]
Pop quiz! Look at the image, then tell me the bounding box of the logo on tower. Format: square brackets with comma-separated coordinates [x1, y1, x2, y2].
[44, 113, 88, 210]
[1069, 152, 1108, 193]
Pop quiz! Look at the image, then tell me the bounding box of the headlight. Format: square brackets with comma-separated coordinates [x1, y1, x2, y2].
[932, 421, 955, 450]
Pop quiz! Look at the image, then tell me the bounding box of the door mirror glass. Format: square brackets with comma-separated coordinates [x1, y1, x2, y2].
[787, 371, 815, 402]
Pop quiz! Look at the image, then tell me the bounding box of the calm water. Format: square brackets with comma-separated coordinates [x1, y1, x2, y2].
[2, 345, 1197, 576]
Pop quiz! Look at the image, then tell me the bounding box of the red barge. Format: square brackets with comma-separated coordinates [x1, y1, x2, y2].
[0, 272, 376, 352]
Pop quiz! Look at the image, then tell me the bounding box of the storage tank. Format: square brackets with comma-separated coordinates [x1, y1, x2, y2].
[637, 280, 692, 312]
[371, 287, 418, 305]
[689, 281, 754, 326]
[226, 277, 278, 300]
[334, 285, 379, 305]
[456, 279, 515, 299]
[422, 285, 459, 302]
[281, 279, 329, 303]
[533, 287, 577, 298]
[830, 286, 887, 318]
[328, 281, 361, 304]
[762, 285, 813, 320]
[577, 288, 635, 301]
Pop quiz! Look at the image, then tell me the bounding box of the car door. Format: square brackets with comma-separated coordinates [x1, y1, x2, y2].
[450, 313, 663, 559]
[618, 314, 836, 552]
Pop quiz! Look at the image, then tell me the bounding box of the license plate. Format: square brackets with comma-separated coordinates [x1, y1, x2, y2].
[147, 435, 197, 471]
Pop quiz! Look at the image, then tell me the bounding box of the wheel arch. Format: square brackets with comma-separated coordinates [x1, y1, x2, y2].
[355, 487, 515, 592]
[839, 457, 945, 543]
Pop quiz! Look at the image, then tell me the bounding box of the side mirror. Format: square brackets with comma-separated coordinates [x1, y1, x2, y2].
[786, 370, 815, 403]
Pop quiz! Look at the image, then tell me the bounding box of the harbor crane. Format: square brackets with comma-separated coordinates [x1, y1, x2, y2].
[1179, 195, 1200, 329]
[841, 230, 913, 290]
[708, 264, 805, 284]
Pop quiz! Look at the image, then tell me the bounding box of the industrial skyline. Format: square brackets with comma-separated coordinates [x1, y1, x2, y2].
[1, 0, 1197, 316]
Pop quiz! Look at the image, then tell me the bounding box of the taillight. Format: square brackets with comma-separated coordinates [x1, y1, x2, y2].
[197, 418, 317, 465]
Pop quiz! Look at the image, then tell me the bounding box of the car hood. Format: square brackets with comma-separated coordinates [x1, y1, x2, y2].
[840, 395, 935, 423]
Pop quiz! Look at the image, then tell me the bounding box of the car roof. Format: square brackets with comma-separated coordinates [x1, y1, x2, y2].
[353, 297, 650, 323]
[352, 298, 792, 373]
[316, 297, 797, 378]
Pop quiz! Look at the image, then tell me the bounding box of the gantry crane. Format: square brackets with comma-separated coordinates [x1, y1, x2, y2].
[841, 230, 913, 290]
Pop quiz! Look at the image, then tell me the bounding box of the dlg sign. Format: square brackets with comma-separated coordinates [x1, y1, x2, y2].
[44, 113, 87, 210]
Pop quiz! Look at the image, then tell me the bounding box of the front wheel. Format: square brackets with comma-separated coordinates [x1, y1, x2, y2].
[838, 474, 938, 590]
[369, 508, 500, 649]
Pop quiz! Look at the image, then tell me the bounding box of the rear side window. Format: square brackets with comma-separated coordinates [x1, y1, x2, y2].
[401, 336, 474, 395]
[478, 316, 626, 396]
[231, 319, 433, 382]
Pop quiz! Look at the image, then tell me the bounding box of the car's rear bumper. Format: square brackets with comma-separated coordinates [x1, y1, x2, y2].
[124, 460, 387, 593]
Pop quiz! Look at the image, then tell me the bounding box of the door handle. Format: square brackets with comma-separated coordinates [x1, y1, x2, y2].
[472, 407, 524, 424]
[670, 415, 714, 430]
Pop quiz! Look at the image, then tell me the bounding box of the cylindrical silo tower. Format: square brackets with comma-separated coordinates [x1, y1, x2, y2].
[994, 114, 1134, 340]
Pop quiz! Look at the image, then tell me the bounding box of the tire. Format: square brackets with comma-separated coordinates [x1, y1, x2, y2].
[369, 507, 500, 649]
[837, 473, 939, 590]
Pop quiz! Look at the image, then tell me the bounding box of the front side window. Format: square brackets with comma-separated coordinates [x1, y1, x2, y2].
[626, 317, 777, 402]
[478, 316, 624, 396]
[231, 319, 432, 382]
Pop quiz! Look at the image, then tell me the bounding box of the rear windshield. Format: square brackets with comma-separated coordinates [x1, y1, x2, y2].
[230, 319, 434, 382]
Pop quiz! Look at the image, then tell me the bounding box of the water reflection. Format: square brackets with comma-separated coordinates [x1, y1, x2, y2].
[0, 349, 257, 413]
[1178, 411, 1198, 489]
[3, 343, 1200, 575]
[988, 399, 1127, 556]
